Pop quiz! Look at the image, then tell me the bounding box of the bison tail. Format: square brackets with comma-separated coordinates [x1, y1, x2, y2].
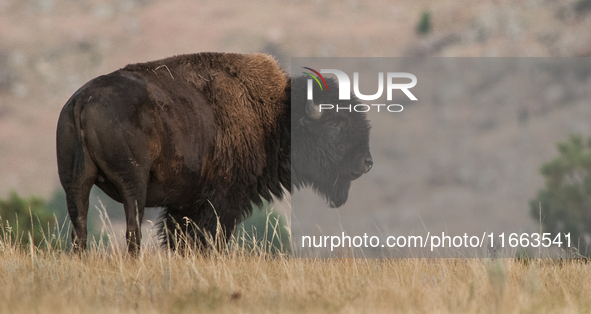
[57, 93, 94, 185]
[71, 97, 88, 176]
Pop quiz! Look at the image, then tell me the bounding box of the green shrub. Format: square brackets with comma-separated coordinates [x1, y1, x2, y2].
[530, 134, 591, 255]
[416, 11, 432, 35]
[0, 191, 56, 247]
[236, 201, 290, 255]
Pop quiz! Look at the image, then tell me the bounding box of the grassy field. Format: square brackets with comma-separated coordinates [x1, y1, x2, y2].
[2, 231, 591, 314]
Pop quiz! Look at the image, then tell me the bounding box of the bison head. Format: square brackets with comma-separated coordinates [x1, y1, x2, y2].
[291, 75, 373, 208]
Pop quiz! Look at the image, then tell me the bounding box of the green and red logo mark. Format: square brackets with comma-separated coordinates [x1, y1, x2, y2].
[302, 67, 329, 91]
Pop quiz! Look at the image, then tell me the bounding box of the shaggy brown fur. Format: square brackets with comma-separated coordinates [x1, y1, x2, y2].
[121, 53, 289, 182]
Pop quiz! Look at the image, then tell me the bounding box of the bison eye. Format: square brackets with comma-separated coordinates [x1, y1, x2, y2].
[328, 121, 340, 128]
[325, 120, 342, 137]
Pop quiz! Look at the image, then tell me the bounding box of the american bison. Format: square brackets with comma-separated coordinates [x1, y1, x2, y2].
[56, 52, 372, 255]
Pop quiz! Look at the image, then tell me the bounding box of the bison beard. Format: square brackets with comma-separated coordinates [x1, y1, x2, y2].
[56, 52, 372, 255]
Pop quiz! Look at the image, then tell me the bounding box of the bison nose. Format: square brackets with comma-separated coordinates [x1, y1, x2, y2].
[364, 156, 373, 173]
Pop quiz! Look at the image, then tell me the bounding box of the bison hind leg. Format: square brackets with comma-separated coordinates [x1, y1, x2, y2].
[62, 165, 97, 254]
[57, 117, 98, 254]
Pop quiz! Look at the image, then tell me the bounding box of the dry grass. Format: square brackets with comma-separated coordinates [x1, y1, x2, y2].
[2, 228, 591, 314]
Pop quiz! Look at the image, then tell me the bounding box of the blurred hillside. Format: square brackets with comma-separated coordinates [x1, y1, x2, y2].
[0, 0, 590, 239]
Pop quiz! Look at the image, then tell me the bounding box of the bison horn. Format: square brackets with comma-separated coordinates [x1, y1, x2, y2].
[305, 79, 323, 119]
[306, 99, 323, 120]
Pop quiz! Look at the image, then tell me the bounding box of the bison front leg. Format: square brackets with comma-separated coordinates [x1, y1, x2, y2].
[159, 201, 241, 253]
[217, 211, 241, 249]
[159, 208, 207, 253]
[196, 209, 241, 252]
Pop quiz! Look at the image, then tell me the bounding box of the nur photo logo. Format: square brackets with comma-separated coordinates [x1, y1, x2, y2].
[303, 67, 419, 113]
